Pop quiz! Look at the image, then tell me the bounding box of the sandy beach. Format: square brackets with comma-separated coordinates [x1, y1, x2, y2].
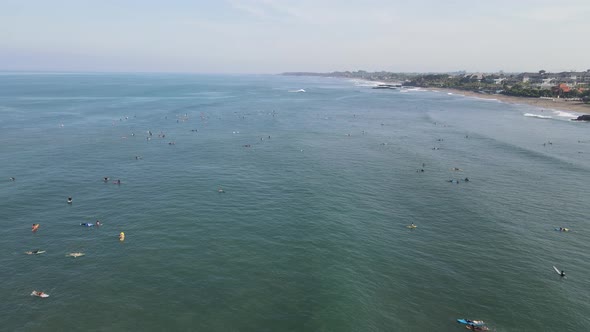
[430, 88, 590, 114]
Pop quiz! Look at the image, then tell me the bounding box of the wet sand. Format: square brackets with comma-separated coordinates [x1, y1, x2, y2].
[431, 88, 590, 114]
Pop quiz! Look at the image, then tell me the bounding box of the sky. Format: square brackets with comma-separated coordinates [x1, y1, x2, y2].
[1, 0, 589, 74]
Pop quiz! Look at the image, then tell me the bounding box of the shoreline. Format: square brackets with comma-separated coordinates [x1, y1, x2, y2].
[427, 88, 590, 115]
[344, 77, 590, 114]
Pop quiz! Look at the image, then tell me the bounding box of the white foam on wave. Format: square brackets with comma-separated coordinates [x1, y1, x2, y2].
[401, 88, 425, 92]
[524, 113, 552, 119]
[469, 96, 500, 102]
[288, 89, 306, 93]
[552, 110, 578, 119]
[349, 79, 385, 87]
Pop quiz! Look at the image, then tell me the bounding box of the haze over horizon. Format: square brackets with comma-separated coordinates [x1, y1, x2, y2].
[1, 0, 589, 74]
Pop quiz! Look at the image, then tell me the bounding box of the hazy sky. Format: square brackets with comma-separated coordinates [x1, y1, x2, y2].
[1, 0, 589, 73]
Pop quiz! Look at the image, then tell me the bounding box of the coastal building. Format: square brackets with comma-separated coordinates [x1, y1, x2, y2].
[539, 78, 556, 88]
[516, 70, 590, 88]
[552, 83, 572, 97]
[520, 72, 543, 84]
[462, 73, 484, 82]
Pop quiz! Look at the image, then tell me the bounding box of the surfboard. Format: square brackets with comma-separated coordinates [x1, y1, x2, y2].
[406, 225, 417, 229]
[31, 291, 49, 298]
[67, 253, 85, 258]
[457, 319, 485, 326]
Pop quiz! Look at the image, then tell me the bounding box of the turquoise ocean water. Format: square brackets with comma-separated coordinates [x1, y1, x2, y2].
[1, 73, 589, 331]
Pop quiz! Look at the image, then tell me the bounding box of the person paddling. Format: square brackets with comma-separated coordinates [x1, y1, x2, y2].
[560, 270, 566, 277]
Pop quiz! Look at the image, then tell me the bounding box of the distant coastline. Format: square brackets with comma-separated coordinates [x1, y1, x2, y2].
[283, 71, 590, 114]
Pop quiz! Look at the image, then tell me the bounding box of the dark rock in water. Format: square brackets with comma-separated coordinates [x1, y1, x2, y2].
[573, 115, 590, 121]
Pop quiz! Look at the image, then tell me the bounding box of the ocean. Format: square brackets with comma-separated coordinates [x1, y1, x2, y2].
[1, 73, 589, 331]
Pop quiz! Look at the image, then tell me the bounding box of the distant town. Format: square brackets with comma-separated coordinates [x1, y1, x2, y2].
[283, 70, 590, 103]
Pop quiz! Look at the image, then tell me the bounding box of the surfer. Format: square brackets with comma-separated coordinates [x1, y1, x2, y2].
[9, 177, 15, 181]
[103, 177, 109, 182]
[464, 177, 469, 182]
[80, 223, 94, 227]
[218, 188, 225, 193]
[96, 220, 101, 226]
[467, 326, 489, 331]
[26, 249, 43, 255]
[116, 179, 121, 185]
[560, 270, 565, 277]
[32, 224, 39, 232]
[67, 196, 73, 204]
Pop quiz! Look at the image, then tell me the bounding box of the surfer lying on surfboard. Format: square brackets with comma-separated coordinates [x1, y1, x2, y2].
[457, 319, 489, 331]
[553, 266, 566, 278]
[31, 291, 49, 298]
[466, 325, 489, 331]
[25, 249, 45, 255]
